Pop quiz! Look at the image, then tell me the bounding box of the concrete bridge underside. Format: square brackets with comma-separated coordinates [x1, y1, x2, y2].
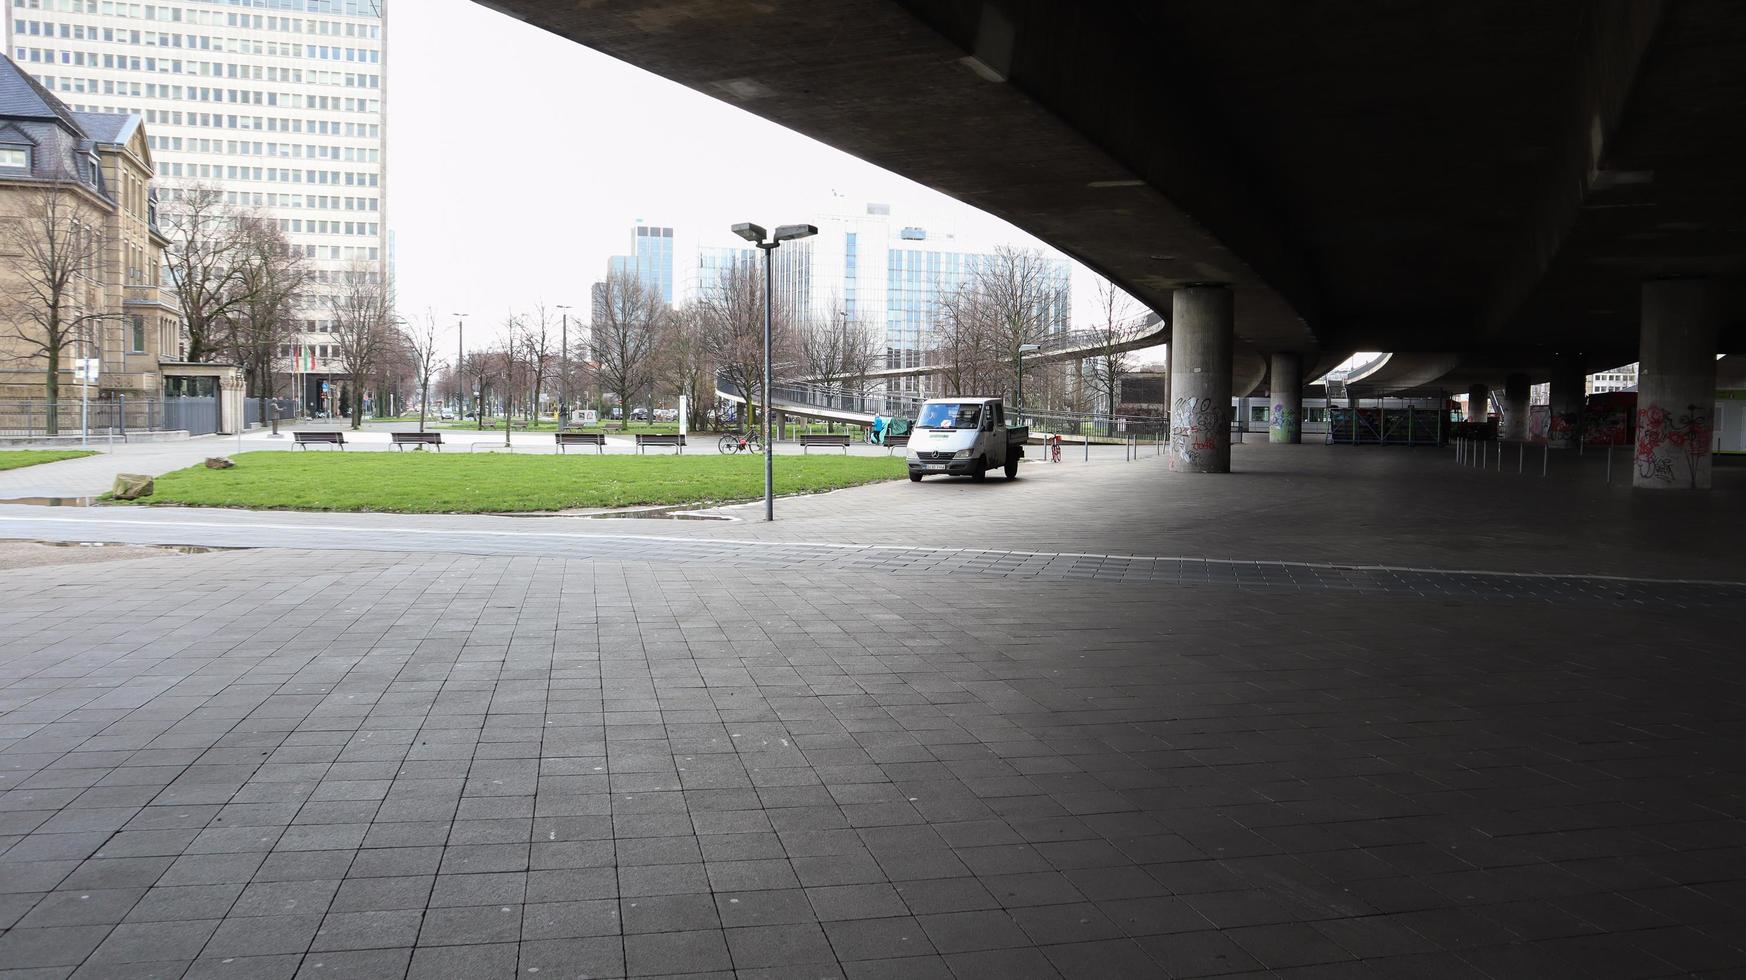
[483, 0, 1746, 481]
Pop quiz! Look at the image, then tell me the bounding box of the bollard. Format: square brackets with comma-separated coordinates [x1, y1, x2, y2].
[1542, 442, 1548, 478]
[1517, 442, 1523, 475]
[1606, 445, 1613, 485]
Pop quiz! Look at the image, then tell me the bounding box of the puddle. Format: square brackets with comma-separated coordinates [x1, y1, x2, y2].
[36, 541, 225, 554]
[588, 507, 734, 522]
[0, 497, 96, 507]
[498, 503, 735, 521]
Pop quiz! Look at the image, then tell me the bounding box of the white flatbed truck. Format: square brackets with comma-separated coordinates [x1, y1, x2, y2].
[905, 397, 1028, 481]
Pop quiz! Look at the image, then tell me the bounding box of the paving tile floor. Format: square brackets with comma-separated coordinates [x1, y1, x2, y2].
[0, 544, 1741, 979]
[0, 443, 1743, 978]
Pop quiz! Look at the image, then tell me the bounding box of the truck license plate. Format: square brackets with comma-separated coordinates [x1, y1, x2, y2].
[923, 464, 946, 471]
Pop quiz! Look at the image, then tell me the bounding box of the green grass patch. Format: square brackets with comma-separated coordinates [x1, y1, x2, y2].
[0, 449, 97, 471]
[133, 451, 907, 513]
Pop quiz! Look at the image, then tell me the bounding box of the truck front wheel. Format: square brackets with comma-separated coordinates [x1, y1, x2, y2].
[970, 462, 987, 482]
[908, 472, 923, 482]
[1004, 457, 1019, 479]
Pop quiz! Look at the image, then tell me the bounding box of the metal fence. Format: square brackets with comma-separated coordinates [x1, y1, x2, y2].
[0, 396, 218, 439]
[245, 398, 297, 427]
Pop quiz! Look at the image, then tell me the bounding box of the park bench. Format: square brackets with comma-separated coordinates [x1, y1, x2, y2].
[799, 433, 852, 453]
[390, 432, 443, 451]
[635, 433, 685, 454]
[555, 431, 607, 454]
[294, 431, 346, 450]
[882, 433, 910, 454]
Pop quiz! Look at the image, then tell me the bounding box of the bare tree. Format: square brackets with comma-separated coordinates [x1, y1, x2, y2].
[161, 183, 254, 362]
[660, 305, 714, 432]
[498, 314, 525, 425]
[327, 263, 395, 430]
[591, 271, 661, 430]
[402, 309, 445, 433]
[932, 277, 1000, 399]
[799, 305, 878, 429]
[523, 304, 558, 423]
[0, 183, 111, 434]
[223, 213, 307, 428]
[1088, 278, 1139, 427]
[974, 246, 1063, 409]
[697, 258, 789, 431]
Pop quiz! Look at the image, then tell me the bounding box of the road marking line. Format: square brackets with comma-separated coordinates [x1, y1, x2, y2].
[1, 513, 1742, 589]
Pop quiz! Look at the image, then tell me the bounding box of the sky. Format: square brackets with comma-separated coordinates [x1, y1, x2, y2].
[388, 0, 1163, 363]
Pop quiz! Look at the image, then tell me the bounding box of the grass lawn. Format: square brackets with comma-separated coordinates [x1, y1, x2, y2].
[133, 451, 907, 513]
[0, 450, 97, 472]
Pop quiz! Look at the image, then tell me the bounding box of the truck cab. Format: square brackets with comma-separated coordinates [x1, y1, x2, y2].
[906, 397, 1028, 481]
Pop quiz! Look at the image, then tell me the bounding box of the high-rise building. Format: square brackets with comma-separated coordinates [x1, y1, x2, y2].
[688, 201, 1071, 369]
[6, 0, 388, 414]
[604, 221, 673, 306]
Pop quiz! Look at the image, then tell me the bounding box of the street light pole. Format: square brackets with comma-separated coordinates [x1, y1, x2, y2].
[733, 221, 817, 522]
[1015, 342, 1042, 419]
[556, 305, 572, 431]
[759, 242, 776, 521]
[453, 313, 468, 419]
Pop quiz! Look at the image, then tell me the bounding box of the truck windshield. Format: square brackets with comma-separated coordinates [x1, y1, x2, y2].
[917, 403, 982, 429]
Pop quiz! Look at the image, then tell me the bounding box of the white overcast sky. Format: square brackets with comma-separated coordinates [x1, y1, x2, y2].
[388, 0, 1162, 361]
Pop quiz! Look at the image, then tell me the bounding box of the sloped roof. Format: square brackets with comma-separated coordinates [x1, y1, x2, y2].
[74, 111, 139, 146]
[0, 120, 40, 146]
[0, 55, 85, 137]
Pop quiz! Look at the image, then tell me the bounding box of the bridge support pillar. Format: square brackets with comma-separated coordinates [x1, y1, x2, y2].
[1635, 279, 1721, 490]
[1467, 384, 1490, 423]
[1501, 372, 1531, 442]
[1548, 354, 1585, 449]
[1268, 352, 1302, 444]
[1168, 286, 1233, 473]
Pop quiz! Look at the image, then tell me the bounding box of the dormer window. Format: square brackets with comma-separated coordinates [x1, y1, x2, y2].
[0, 146, 27, 171]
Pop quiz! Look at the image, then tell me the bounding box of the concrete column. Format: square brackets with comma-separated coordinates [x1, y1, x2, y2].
[1168, 286, 1234, 473]
[1635, 279, 1721, 490]
[1547, 354, 1585, 449]
[1501, 372, 1531, 441]
[1467, 384, 1490, 423]
[1268, 351, 1302, 444]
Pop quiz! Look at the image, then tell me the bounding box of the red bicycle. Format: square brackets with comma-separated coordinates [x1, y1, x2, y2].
[717, 432, 764, 455]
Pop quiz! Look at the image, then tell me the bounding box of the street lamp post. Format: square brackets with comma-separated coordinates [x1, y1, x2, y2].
[556, 304, 572, 431]
[453, 313, 468, 420]
[732, 221, 817, 522]
[1015, 342, 1042, 417]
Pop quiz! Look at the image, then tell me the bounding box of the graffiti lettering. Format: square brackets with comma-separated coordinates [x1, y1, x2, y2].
[1635, 403, 1711, 488]
[1170, 395, 1228, 470]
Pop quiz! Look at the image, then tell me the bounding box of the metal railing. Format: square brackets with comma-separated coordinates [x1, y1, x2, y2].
[0, 395, 218, 439]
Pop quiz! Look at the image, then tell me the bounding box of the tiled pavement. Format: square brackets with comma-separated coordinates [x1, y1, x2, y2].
[0, 445, 1742, 978]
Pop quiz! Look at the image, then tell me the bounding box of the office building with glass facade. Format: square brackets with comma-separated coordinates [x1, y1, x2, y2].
[604, 221, 673, 306]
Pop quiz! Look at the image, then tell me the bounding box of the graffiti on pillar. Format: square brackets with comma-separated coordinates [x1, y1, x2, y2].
[1169, 395, 1226, 470]
[1268, 403, 1298, 436]
[1635, 403, 1711, 488]
[1548, 410, 1579, 444]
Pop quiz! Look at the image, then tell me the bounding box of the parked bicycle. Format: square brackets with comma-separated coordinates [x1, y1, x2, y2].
[717, 432, 764, 455]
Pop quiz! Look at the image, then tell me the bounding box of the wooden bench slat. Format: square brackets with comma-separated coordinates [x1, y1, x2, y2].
[634, 434, 685, 454]
[798, 433, 852, 453]
[294, 431, 346, 450]
[555, 432, 607, 453]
